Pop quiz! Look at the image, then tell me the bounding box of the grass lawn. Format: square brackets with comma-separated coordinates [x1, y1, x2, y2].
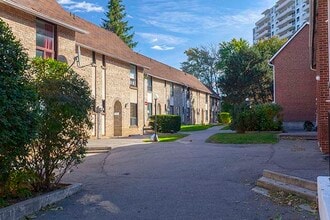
[180, 124, 214, 132]
[144, 133, 188, 142]
[221, 125, 232, 130]
[207, 132, 279, 144]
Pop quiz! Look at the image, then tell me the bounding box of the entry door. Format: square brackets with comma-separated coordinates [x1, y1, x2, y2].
[114, 101, 122, 136]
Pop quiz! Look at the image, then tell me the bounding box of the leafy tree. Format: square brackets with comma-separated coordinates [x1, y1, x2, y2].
[181, 45, 221, 94]
[217, 37, 285, 105]
[218, 39, 261, 104]
[217, 38, 250, 70]
[102, 0, 137, 48]
[0, 19, 38, 195]
[27, 58, 93, 190]
[252, 37, 286, 101]
[254, 37, 287, 59]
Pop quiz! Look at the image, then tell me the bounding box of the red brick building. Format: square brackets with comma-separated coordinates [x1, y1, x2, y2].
[270, 24, 316, 131]
[311, 0, 329, 153]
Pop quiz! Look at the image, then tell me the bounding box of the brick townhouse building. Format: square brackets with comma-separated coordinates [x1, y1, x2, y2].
[310, 0, 330, 153]
[0, 0, 220, 138]
[270, 24, 317, 131]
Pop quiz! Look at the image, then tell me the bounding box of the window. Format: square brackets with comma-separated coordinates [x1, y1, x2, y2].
[102, 99, 105, 113]
[36, 20, 55, 58]
[147, 76, 152, 92]
[170, 83, 174, 96]
[102, 55, 106, 67]
[296, 8, 300, 14]
[297, 16, 300, 22]
[130, 65, 137, 87]
[147, 103, 153, 117]
[170, 106, 174, 115]
[206, 94, 208, 104]
[130, 103, 138, 126]
[92, 52, 96, 64]
[206, 110, 208, 121]
[186, 88, 190, 99]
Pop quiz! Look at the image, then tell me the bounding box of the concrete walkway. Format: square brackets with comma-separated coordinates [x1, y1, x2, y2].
[177, 125, 224, 144]
[36, 126, 327, 219]
[87, 135, 150, 150]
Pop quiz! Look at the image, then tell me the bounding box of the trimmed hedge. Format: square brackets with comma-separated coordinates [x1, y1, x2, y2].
[233, 103, 283, 133]
[219, 112, 231, 124]
[149, 115, 181, 133]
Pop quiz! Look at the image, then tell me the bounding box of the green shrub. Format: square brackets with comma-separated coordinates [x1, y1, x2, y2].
[233, 103, 282, 133]
[149, 115, 181, 133]
[219, 112, 231, 124]
[0, 18, 38, 196]
[6, 170, 37, 198]
[26, 58, 93, 191]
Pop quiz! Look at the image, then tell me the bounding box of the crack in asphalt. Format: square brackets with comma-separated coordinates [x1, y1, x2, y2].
[100, 151, 112, 177]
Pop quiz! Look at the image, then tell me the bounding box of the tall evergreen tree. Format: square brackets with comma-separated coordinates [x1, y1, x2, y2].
[102, 0, 137, 48]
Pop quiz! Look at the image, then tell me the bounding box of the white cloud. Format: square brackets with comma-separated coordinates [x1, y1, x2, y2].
[57, 0, 75, 4]
[136, 0, 274, 37]
[137, 33, 187, 45]
[57, 0, 104, 13]
[151, 45, 175, 51]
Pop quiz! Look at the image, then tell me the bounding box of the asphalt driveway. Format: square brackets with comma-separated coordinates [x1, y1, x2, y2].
[37, 127, 327, 219]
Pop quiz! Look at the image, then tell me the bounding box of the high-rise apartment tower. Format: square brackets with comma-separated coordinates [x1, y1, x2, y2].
[253, 0, 309, 43]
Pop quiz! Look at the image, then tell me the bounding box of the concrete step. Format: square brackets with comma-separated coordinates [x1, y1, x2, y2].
[86, 150, 110, 154]
[85, 146, 112, 151]
[257, 176, 317, 202]
[278, 132, 317, 140]
[263, 170, 317, 191]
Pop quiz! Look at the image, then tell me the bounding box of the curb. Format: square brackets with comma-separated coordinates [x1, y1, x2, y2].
[0, 183, 82, 220]
[317, 176, 330, 220]
[278, 133, 317, 140]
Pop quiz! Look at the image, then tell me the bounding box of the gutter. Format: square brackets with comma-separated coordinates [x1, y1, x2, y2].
[77, 43, 150, 70]
[1, 0, 88, 34]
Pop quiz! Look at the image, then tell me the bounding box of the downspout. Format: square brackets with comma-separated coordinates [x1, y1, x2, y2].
[143, 72, 146, 133]
[268, 61, 276, 103]
[328, 0, 330, 95]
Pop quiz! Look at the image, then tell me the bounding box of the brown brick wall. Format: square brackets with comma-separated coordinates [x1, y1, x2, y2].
[1, 3, 211, 139]
[315, 0, 330, 153]
[74, 48, 144, 138]
[0, 5, 36, 57]
[144, 77, 210, 125]
[272, 25, 316, 123]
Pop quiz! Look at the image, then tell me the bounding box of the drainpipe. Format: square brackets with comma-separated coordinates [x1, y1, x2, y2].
[143, 72, 146, 134]
[268, 61, 276, 103]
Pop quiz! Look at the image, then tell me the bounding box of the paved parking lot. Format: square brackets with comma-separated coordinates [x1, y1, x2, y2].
[37, 127, 327, 219]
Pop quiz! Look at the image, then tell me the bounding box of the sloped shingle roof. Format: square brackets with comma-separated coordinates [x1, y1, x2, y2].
[2, 0, 211, 94]
[134, 53, 211, 94]
[1, 0, 87, 33]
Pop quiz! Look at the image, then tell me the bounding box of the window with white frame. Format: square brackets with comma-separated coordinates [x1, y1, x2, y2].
[170, 83, 174, 96]
[130, 65, 137, 87]
[147, 103, 153, 117]
[147, 76, 152, 92]
[130, 103, 138, 126]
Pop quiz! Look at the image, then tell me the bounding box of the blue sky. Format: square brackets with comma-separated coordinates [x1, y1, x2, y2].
[57, 0, 276, 69]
